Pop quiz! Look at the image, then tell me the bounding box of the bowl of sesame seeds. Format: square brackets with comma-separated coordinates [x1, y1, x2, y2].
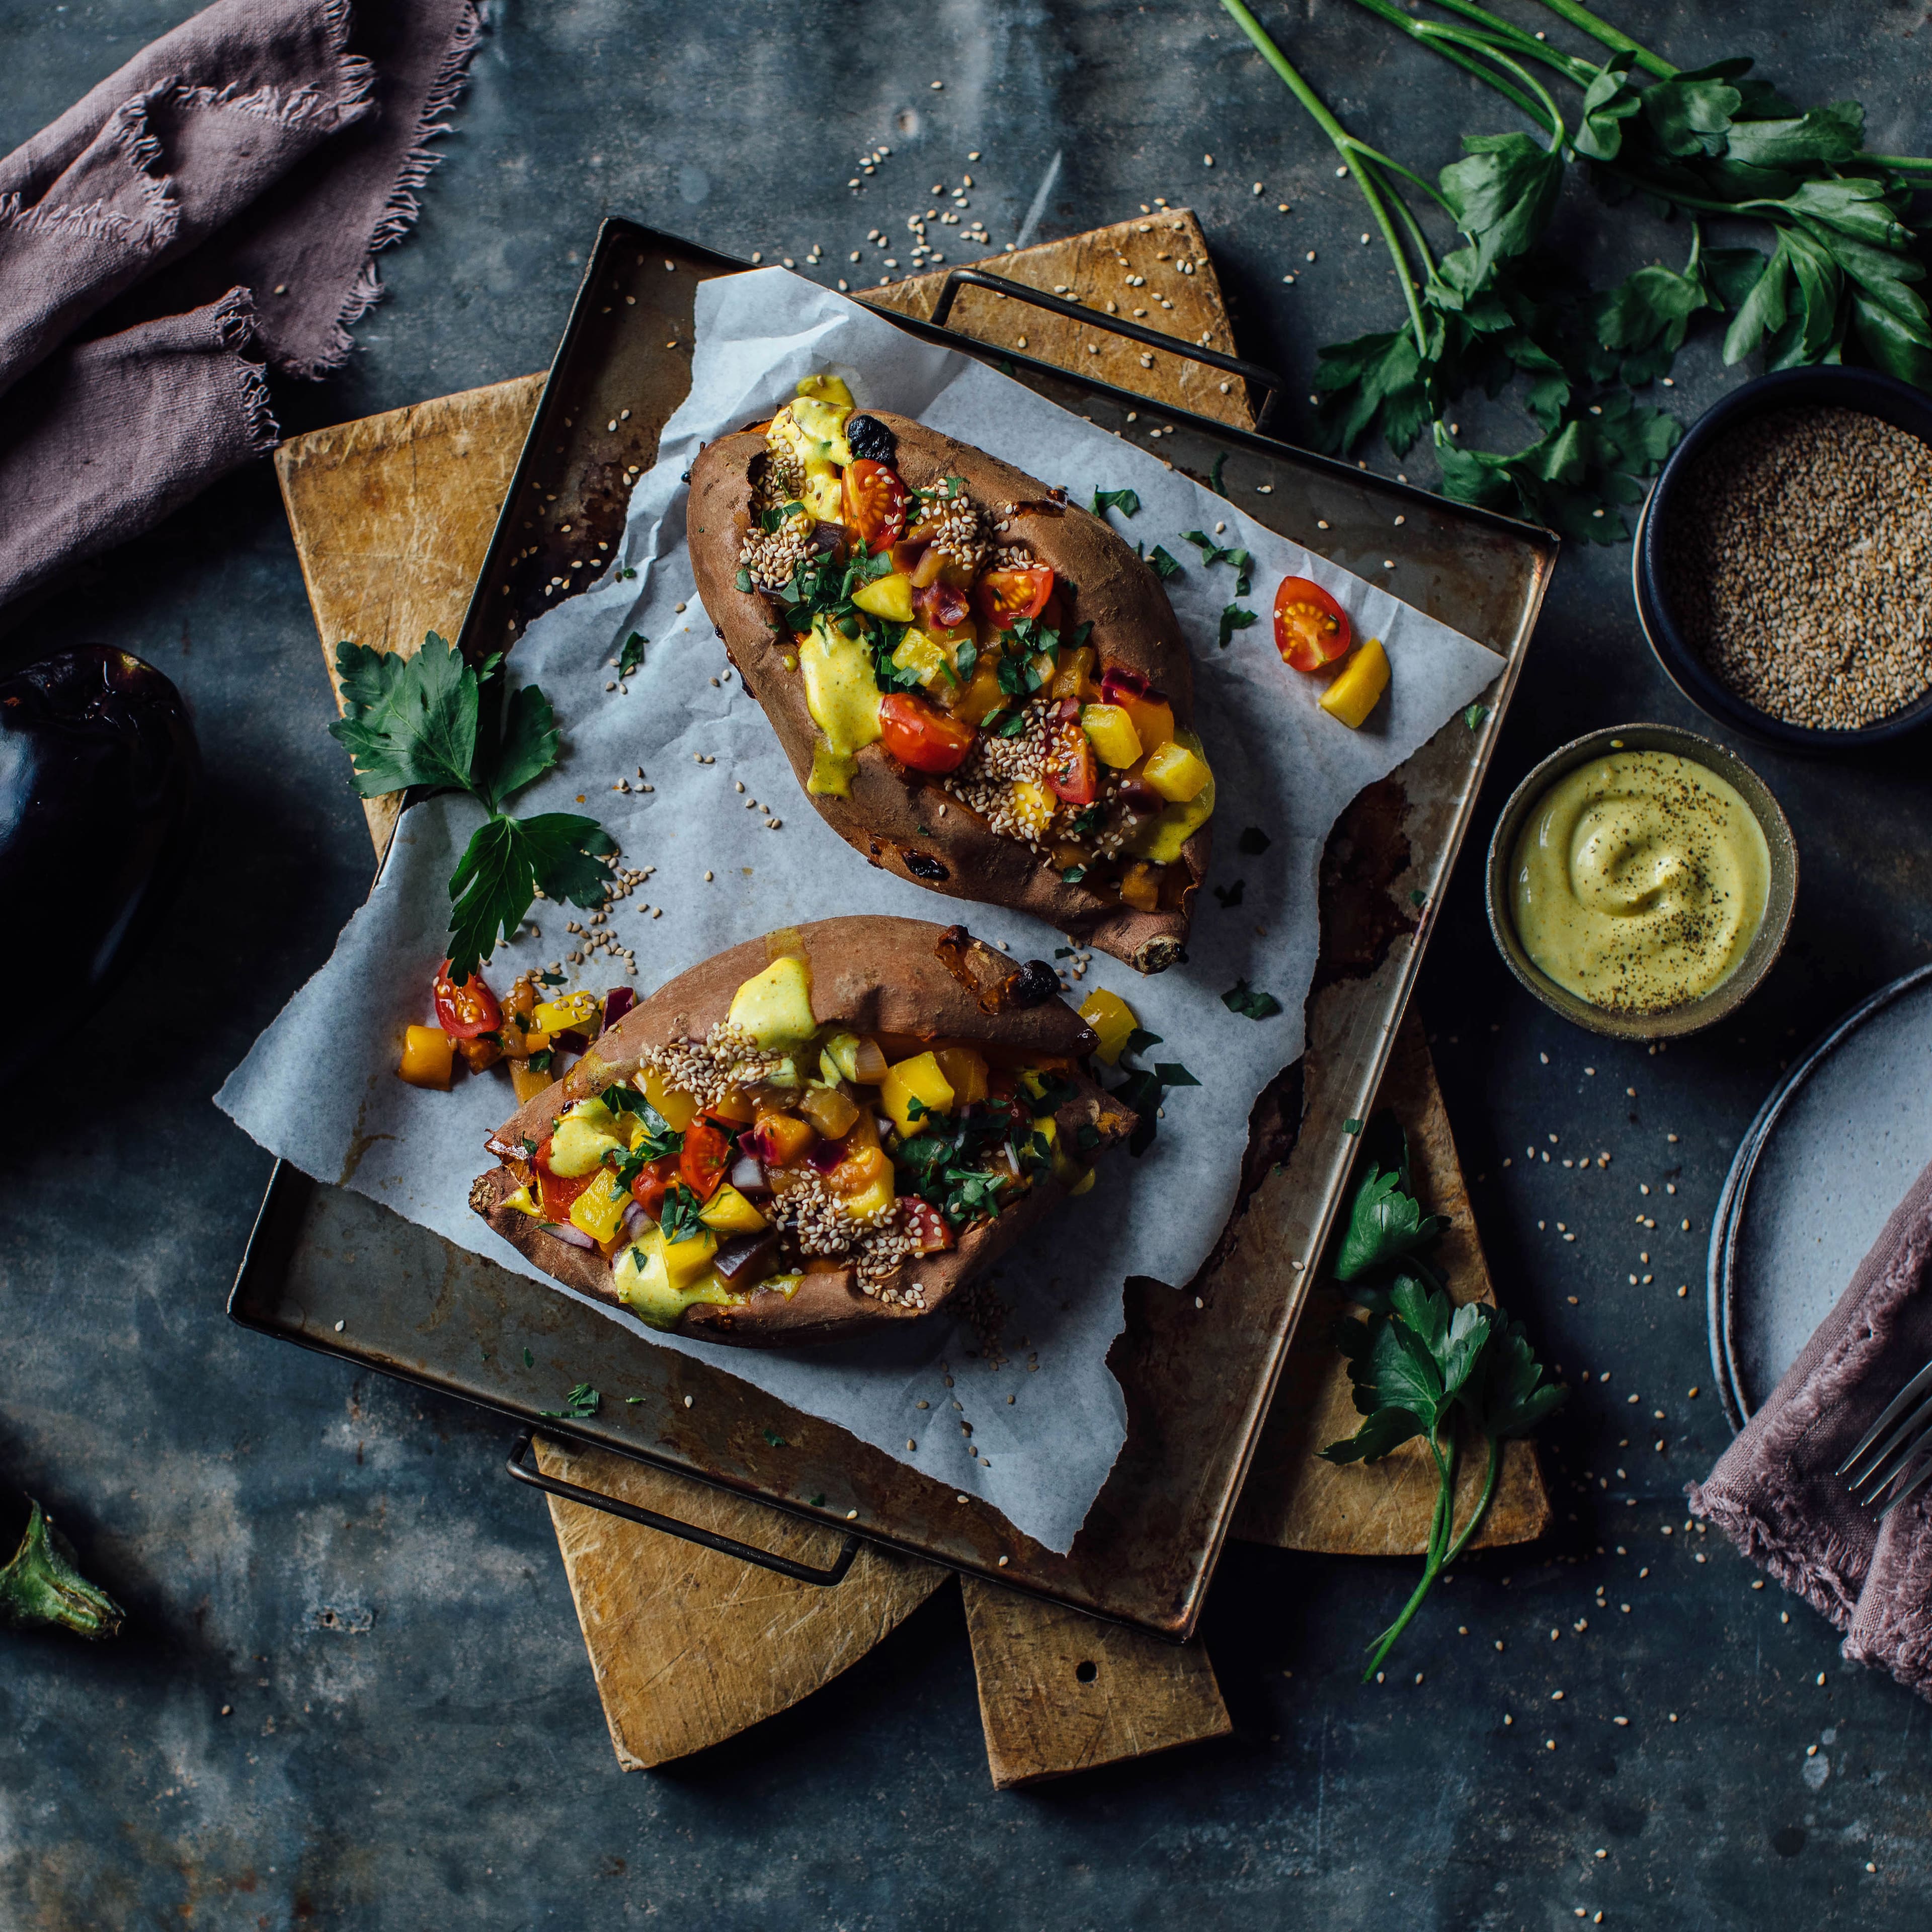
[1634, 365, 1932, 751]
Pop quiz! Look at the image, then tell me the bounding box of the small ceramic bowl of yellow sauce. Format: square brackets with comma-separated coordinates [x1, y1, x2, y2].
[1485, 724, 1798, 1039]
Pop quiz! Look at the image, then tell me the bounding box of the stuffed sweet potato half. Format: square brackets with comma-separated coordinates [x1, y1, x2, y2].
[686, 380, 1215, 974]
[469, 916, 1137, 1347]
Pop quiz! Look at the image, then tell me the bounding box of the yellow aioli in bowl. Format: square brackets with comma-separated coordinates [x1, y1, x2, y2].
[1510, 750, 1770, 1014]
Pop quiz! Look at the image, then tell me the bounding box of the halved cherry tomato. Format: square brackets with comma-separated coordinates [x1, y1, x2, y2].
[432, 960, 501, 1038]
[878, 693, 977, 774]
[899, 1197, 957, 1252]
[628, 1154, 679, 1221]
[842, 459, 912, 554]
[1273, 576, 1352, 673]
[679, 1118, 735, 1201]
[973, 566, 1054, 631]
[1043, 699, 1098, 806]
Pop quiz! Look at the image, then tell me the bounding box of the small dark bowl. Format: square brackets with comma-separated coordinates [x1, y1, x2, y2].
[1634, 364, 1932, 754]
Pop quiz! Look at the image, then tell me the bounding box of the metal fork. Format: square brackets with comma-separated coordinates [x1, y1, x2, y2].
[1839, 1356, 1932, 1519]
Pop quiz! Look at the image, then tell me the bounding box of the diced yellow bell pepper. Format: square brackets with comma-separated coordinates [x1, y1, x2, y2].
[880, 1052, 955, 1136]
[934, 1045, 989, 1107]
[890, 629, 954, 688]
[1080, 702, 1144, 769]
[1318, 636, 1390, 729]
[502, 1182, 544, 1219]
[569, 1168, 631, 1244]
[532, 989, 601, 1035]
[1116, 689, 1175, 753]
[828, 1145, 895, 1220]
[398, 1025, 453, 1090]
[1008, 779, 1057, 839]
[852, 571, 916, 622]
[1078, 988, 1139, 1065]
[642, 1068, 699, 1130]
[728, 954, 817, 1047]
[1143, 739, 1213, 803]
[699, 1185, 768, 1235]
[1131, 730, 1216, 865]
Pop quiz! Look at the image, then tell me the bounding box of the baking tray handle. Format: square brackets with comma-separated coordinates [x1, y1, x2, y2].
[928, 267, 1285, 430]
[506, 1429, 861, 1586]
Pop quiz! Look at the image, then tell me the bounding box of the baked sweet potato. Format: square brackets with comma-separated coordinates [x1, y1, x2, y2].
[469, 916, 1137, 1347]
[687, 382, 1214, 974]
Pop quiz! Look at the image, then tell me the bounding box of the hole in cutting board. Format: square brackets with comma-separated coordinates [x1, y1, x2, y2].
[1074, 1659, 1098, 1684]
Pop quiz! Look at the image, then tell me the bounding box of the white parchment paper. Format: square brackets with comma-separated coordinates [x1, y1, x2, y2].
[219, 271, 1502, 1552]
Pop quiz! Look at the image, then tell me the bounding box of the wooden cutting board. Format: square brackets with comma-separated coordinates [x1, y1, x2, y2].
[274, 210, 1545, 1782]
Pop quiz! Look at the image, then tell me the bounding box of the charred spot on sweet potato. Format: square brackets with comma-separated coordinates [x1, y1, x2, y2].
[1007, 959, 1060, 1007]
[846, 414, 898, 462]
[905, 851, 949, 882]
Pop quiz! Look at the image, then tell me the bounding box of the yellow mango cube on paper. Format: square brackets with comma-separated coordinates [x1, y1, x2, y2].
[397, 1025, 453, 1090]
[1319, 637, 1390, 729]
[1078, 988, 1139, 1066]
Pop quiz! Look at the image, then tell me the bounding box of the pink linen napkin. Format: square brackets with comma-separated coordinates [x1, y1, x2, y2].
[1691, 1158, 1932, 1701]
[0, 0, 480, 611]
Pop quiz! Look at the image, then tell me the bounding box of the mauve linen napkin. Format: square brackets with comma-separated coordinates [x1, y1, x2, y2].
[1691, 1156, 1932, 1701]
[0, 0, 480, 611]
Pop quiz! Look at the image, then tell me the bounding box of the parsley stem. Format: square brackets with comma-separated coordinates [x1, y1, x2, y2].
[1441, 1436, 1503, 1571]
[1361, 1430, 1455, 1681]
[1523, 0, 1675, 79]
[1342, 0, 1555, 131]
[1423, 0, 1600, 86]
[1219, 0, 1432, 356]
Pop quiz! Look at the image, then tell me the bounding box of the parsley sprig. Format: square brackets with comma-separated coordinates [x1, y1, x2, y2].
[329, 632, 614, 981]
[1317, 1118, 1564, 1677]
[1223, 0, 1932, 540]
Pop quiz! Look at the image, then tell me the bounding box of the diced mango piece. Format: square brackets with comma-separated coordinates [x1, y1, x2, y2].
[728, 954, 817, 1046]
[1318, 636, 1390, 729]
[801, 459, 844, 523]
[1080, 702, 1144, 769]
[1132, 730, 1216, 865]
[398, 1025, 453, 1090]
[1119, 861, 1161, 912]
[511, 1059, 553, 1105]
[699, 1184, 768, 1235]
[707, 1086, 759, 1125]
[548, 1099, 624, 1177]
[1052, 645, 1098, 702]
[947, 658, 1008, 727]
[531, 989, 601, 1035]
[1009, 779, 1057, 839]
[1066, 1166, 1098, 1197]
[880, 1052, 956, 1136]
[569, 1168, 632, 1244]
[852, 571, 916, 622]
[756, 1111, 818, 1165]
[1143, 739, 1213, 803]
[934, 1045, 989, 1107]
[1078, 988, 1139, 1066]
[642, 1068, 699, 1131]
[1116, 689, 1175, 753]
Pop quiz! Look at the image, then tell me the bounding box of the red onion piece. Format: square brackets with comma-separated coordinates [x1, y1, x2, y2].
[1100, 663, 1158, 703]
[544, 1221, 597, 1251]
[729, 1153, 769, 1194]
[621, 1200, 650, 1239]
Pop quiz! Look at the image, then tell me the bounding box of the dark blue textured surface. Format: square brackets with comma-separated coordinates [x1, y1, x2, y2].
[4, 2, 1931, 1924]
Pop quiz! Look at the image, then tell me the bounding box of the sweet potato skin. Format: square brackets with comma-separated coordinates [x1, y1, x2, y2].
[686, 412, 1211, 974]
[469, 916, 1136, 1347]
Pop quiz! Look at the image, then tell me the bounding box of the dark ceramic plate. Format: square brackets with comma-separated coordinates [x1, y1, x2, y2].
[1633, 364, 1932, 755]
[1709, 964, 1932, 1431]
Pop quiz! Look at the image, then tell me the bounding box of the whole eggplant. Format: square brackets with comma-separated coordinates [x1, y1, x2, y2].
[0, 646, 200, 1082]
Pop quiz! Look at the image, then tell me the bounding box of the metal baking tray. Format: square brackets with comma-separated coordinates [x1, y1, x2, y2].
[231, 217, 1556, 1639]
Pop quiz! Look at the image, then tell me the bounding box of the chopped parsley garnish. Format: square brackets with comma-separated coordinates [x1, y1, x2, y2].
[1464, 701, 1490, 730]
[1103, 1027, 1197, 1157]
[1237, 826, 1272, 856]
[527, 1049, 554, 1073]
[1209, 452, 1228, 496]
[996, 711, 1029, 737]
[1054, 946, 1077, 959]
[538, 1381, 601, 1420]
[522, 1348, 535, 1368]
[1091, 487, 1141, 520]
[763, 1428, 787, 1448]
[1145, 544, 1183, 581]
[539, 971, 566, 986]
[1182, 530, 1255, 596]
[1217, 603, 1260, 652]
[659, 1183, 705, 1244]
[1061, 865, 1087, 884]
[1222, 979, 1283, 1020]
[1213, 880, 1245, 909]
[809, 1492, 827, 1508]
[760, 499, 808, 532]
[618, 632, 647, 678]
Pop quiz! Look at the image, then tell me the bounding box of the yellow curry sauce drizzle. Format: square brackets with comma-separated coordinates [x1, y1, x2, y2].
[1510, 751, 1770, 1014]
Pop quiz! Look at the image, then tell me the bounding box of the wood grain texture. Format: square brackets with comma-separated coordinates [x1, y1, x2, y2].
[273, 372, 546, 856]
[865, 208, 1254, 429]
[536, 1437, 947, 1768]
[960, 1576, 1230, 1789]
[1231, 1017, 1552, 1554]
